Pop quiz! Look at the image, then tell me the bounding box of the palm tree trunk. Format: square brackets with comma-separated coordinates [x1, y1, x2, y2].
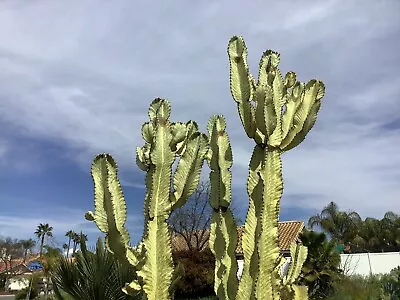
[67, 237, 71, 258]
[40, 235, 45, 257]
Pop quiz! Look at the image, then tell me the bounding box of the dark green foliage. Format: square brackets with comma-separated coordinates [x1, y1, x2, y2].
[298, 229, 342, 299]
[380, 266, 400, 299]
[172, 249, 215, 299]
[44, 245, 62, 257]
[325, 267, 400, 300]
[308, 202, 361, 245]
[51, 236, 141, 300]
[309, 202, 400, 253]
[0, 274, 5, 290]
[351, 213, 400, 253]
[326, 275, 389, 300]
[34, 223, 53, 257]
[317, 266, 400, 300]
[15, 287, 39, 300]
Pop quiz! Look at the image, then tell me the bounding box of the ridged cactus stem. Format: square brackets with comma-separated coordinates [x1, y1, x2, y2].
[235, 147, 283, 300]
[207, 115, 239, 300]
[228, 35, 325, 300]
[256, 148, 283, 299]
[84, 35, 326, 300]
[236, 145, 264, 300]
[87, 98, 209, 300]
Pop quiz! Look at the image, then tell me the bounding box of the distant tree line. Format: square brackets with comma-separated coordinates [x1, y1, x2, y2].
[309, 201, 400, 253]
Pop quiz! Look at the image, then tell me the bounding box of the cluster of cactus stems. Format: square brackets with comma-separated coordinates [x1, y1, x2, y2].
[85, 36, 325, 300]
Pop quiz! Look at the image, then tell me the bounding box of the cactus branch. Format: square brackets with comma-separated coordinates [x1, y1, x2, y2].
[228, 36, 325, 300]
[207, 115, 239, 300]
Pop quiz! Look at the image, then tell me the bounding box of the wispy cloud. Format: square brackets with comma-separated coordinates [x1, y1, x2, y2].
[0, 0, 399, 226]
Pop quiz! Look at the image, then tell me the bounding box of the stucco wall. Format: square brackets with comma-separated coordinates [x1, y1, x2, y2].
[341, 252, 400, 276]
[6, 277, 29, 291]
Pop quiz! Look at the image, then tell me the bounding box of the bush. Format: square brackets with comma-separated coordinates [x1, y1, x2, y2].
[326, 275, 389, 300]
[51, 237, 140, 300]
[15, 286, 39, 300]
[298, 229, 342, 299]
[326, 266, 400, 300]
[380, 266, 400, 299]
[172, 249, 215, 299]
[0, 274, 6, 291]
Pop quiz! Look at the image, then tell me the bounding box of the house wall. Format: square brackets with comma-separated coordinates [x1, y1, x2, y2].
[6, 277, 29, 291]
[237, 259, 244, 278]
[340, 252, 400, 276]
[237, 256, 291, 278]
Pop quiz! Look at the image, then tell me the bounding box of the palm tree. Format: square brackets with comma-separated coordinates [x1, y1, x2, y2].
[73, 232, 88, 255]
[308, 202, 361, 244]
[65, 230, 75, 258]
[381, 211, 400, 250]
[79, 232, 88, 247]
[62, 243, 68, 256]
[51, 236, 141, 299]
[298, 229, 342, 298]
[42, 245, 63, 298]
[79, 232, 88, 241]
[34, 223, 53, 257]
[21, 239, 36, 262]
[353, 217, 381, 252]
[72, 232, 80, 254]
[354, 212, 400, 253]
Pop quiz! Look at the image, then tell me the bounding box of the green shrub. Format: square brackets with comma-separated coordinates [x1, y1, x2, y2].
[298, 230, 342, 299]
[0, 274, 6, 290]
[173, 249, 215, 299]
[15, 286, 39, 300]
[380, 266, 400, 299]
[326, 275, 389, 300]
[51, 237, 140, 300]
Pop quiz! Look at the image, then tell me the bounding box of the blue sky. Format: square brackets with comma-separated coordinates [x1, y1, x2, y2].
[0, 0, 400, 249]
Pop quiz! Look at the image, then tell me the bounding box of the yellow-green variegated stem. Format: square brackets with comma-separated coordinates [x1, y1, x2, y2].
[85, 154, 142, 294]
[147, 100, 175, 220]
[137, 99, 208, 300]
[210, 210, 238, 299]
[171, 131, 209, 210]
[292, 285, 309, 300]
[137, 218, 174, 300]
[280, 80, 325, 151]
[236, 145, 264, 300]
[280, 244, 308, 300]
[137, 100, 175, 300]
[284, 244, 308, 287]
[88, 98, 209, 300]
[228, 36, 256, 139]
[207, 115, 239, 300]
[228, 35, 324, 299]
[255, 149, 283, 299]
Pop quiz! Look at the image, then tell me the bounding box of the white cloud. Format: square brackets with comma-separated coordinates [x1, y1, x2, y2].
[0, 0, 399, 219]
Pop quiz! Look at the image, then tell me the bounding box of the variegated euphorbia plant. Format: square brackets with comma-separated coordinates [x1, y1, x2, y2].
[85, 36, 326, 300]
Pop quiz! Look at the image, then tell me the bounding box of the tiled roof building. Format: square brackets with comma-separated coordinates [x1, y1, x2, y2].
[0, 255, 42, 274]
[172, 221, 305, 257]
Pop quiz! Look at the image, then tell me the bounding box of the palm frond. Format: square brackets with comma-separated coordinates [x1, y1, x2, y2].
[51, 237, 141, 300]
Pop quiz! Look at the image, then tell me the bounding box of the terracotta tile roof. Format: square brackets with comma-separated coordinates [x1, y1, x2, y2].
[236, 221, 304, 255]
[0, 255, 42, 274]
[171, 221, 304, 255]
[1, 263, 33, 275]
[171, 230, 210, 252]
[277, 221, 305, 251]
